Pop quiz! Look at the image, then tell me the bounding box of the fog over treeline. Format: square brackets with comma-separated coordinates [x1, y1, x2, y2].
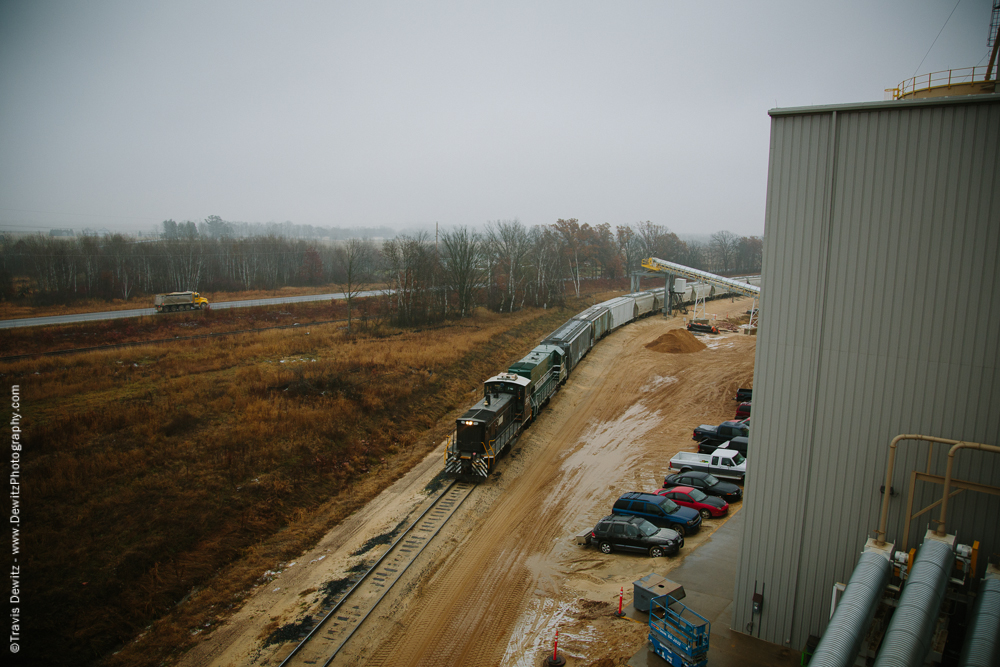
[1, 216, 761, 325]
[30, 217, 397, 242]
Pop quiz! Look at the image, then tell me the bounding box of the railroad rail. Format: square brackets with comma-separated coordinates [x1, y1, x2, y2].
[277, 479, 475, 667]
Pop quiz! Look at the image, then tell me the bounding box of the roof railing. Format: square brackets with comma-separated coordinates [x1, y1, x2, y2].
[885, 65, 997, 100]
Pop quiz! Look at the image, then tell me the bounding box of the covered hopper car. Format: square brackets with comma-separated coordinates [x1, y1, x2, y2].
[445, 279, 758, 480]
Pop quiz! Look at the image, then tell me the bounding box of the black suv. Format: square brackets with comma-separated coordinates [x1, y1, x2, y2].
[590, 515, 683, 557]
[612, 491, 702, 536]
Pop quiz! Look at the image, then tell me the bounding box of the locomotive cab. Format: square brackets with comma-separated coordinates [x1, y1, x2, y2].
[455, 390, 514, 454]
[484, 372, 531, 422]
[446, 374, 527, 479]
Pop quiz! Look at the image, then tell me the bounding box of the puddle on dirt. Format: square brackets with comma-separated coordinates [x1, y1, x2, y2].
[501, 597, 600, 666]
[541, 401, 662, 514]
[641, 375, 678, 392]
[501, 402, 665, 665]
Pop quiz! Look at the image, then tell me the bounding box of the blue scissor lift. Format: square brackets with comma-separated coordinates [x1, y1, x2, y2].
[648, 594, 710, 667]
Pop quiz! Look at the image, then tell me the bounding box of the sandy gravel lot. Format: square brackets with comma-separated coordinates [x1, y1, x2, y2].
[176, 298, 756, 667]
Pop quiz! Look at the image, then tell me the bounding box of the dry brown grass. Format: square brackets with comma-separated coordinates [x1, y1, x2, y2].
[0, 299, 353, 357]
[12, 297, 604, 667]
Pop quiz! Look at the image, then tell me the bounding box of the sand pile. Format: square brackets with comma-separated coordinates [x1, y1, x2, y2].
[644, 328, 707, 354]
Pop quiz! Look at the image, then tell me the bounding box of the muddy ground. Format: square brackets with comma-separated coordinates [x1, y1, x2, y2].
[175, 298, 757, 667]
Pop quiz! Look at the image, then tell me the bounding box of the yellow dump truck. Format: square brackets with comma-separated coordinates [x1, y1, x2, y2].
[154, 291, 209, 312]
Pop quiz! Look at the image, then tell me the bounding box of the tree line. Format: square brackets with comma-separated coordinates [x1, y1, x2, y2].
[0, 218, 761, 326]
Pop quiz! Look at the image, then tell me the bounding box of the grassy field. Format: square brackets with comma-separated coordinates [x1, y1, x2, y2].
[10, 296, 609, 666]
[0, 298, 354, 357]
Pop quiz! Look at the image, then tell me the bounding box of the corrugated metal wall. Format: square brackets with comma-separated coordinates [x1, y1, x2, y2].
[732, 95, 1000, 650]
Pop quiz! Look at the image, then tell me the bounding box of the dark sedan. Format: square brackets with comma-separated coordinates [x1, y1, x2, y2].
[664, 471, 742, 503]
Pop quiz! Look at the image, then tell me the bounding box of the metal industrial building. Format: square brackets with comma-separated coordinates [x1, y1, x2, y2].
[732, 92, 1000, 651]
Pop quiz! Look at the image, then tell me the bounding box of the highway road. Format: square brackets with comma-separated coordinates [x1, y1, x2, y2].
[0, 290, 383, 329]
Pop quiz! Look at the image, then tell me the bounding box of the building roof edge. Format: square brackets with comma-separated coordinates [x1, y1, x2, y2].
[768, 92, 1000, 117]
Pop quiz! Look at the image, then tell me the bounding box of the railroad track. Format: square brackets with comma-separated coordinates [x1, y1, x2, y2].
[277, 479, 475, 667]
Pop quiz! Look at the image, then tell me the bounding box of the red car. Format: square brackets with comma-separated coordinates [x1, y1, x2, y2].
[735, 401, 751, 419]
[656, 486, 729, 520]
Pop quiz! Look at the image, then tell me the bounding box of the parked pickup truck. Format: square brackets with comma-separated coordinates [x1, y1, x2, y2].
[735, 388, 752, 402]
[698, 436, 748, 457]
[669, 449, 746, 482]
[692, 419, 749, 448]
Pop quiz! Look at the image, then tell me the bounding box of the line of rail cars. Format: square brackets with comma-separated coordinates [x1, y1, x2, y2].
[444, 279, 759, 479]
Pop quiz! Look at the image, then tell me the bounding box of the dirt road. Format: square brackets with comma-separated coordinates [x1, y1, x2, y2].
[176, 300, 756, 667]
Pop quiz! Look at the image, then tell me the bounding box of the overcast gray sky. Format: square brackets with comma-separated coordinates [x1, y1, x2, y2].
[0, 0, 994, 237]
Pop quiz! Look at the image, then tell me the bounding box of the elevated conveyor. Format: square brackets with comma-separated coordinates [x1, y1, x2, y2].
[640, 257, 760, 328]
[641, 257, 760, 297]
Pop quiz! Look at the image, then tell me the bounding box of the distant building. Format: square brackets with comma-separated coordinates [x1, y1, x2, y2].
[49, 228, 75, 237]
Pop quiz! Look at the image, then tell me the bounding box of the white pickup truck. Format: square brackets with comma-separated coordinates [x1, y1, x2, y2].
[669, 449, 746, 482]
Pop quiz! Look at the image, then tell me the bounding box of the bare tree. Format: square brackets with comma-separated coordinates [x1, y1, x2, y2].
[106, 234, 137, 300]
[259, 235, 281, 289]
[486, 219, 530, 312]
[333, 237, 375, 331]
[439, 226, 482, 317]
[709, 230, 739, 274]
[734, 235, 763, 273]
[589, 223, 617, 278]
[684, 241, 707, 271]
[526, 225, 560, 307]
[552, 218, 586, 298]
[381, 233, 434, 325]
[616, 224, 641, 278]
[235, 238, 262, 289]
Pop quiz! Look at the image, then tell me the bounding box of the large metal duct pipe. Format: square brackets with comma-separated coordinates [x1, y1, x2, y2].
[808, 552, 891, 667]
[958, 578, 1000, 667]
[873, 539, 955, 667]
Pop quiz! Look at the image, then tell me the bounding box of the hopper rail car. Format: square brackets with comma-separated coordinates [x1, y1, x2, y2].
[444, 274, 760, 480]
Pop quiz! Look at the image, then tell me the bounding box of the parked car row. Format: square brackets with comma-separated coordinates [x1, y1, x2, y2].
[692, 391, 753, 455]
[587, 389, 753, 559]
[587, 469, 744, 558]
[734, 387, 752, 419]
